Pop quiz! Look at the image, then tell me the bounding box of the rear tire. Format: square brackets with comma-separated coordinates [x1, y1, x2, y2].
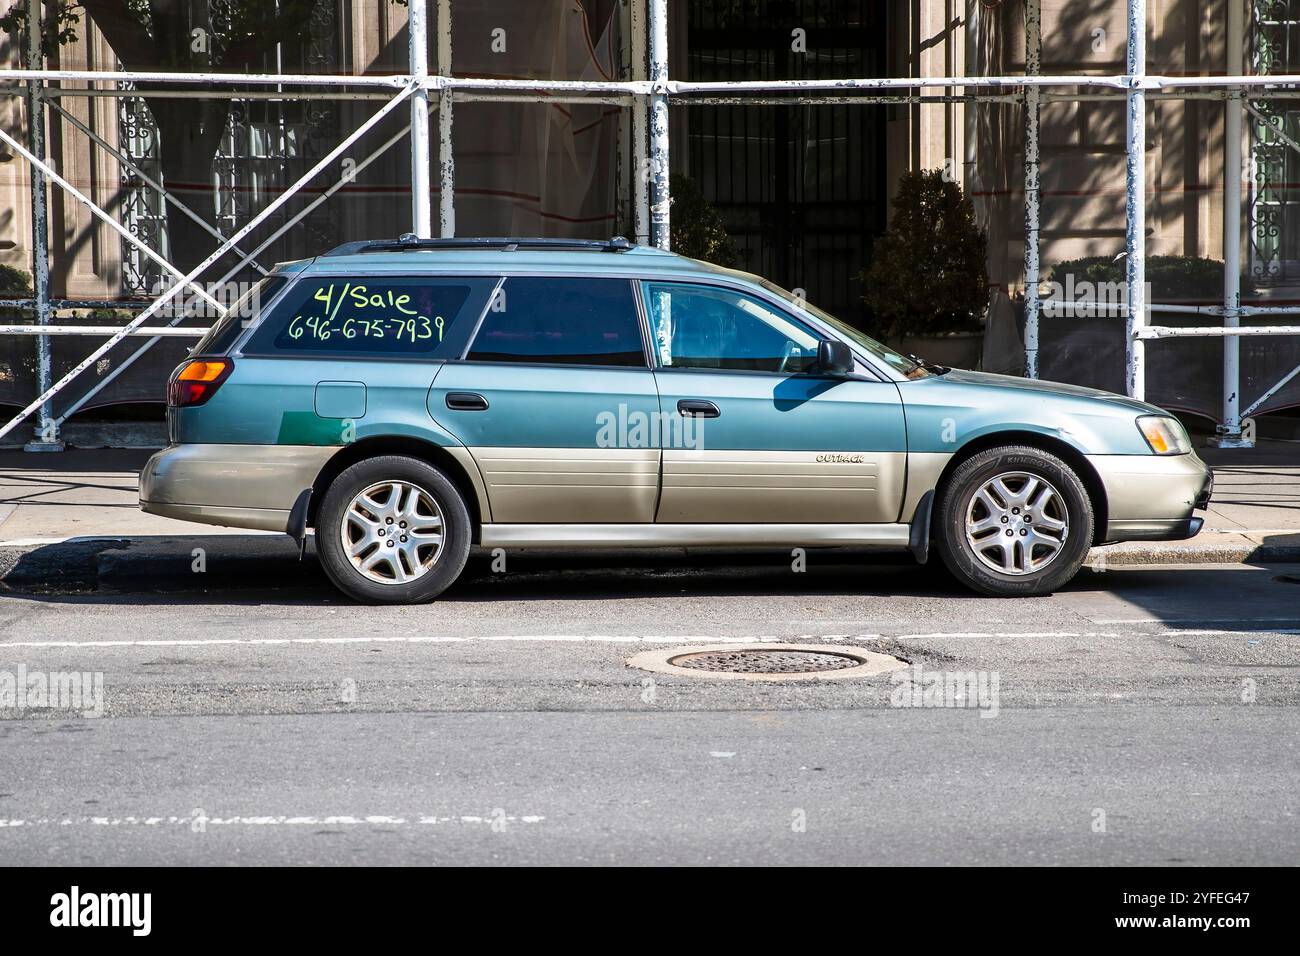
[316, 455, 471, 604]
[934, 445, 1094, 597]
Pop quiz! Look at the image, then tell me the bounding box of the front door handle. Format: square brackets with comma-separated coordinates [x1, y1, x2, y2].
[677, 399, 720, 418]
[446, 391, 489, 411]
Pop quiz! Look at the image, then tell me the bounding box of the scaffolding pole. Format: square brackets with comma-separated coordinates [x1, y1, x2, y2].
[1215, 0, 1251, 446]
[23, 0, 58, 451]
[630, 0, 650, 245]
[647, 0, 670, 249]
[408, 0, 432, 237]
[46, 100, 270, 277]
[436, 0, 454, 237]
[12, 67, 1300, 96]
[2, 10, 1300, 448]
[54, 102, 436, 428]
[0, 126, 229, 314]
[1125, 0, 1148, 400]
[1023, 0, 1042, 380]
[0, 81, 418, 444]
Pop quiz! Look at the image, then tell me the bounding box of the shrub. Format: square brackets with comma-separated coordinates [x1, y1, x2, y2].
[0, 266, 32, 335]
[669, 173, 738, 268]
[1048, 255, 1223, 300]
[0, 264, 32, 296]
[862, 169, 989, 338]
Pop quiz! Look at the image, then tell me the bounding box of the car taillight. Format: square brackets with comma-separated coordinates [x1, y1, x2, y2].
[168, 358, 233, 407]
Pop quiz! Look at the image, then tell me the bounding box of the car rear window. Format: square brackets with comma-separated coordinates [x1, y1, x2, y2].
[191, 275, 288, 356]
[465, 277, 645, 367]
[242, 275, 496, 358]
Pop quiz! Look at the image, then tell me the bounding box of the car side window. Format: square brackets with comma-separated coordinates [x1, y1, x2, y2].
[465, 277, 645, 367]
[641, 281, 823, 374]
[242, 275, 496, 359]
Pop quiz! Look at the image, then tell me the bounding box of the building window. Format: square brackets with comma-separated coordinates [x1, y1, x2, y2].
[1250, 0, 1300, 282]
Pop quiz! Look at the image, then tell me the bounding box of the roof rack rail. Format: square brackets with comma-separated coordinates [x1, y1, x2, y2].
[321, 235, 636, 257]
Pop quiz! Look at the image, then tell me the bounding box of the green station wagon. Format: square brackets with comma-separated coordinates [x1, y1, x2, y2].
[140, 236, 1212, 603]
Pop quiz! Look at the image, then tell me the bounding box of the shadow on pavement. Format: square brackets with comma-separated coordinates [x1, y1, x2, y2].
[0, 535, 325, 602]
[0, 534, 978, 606]
[2, 533, 1298, 632]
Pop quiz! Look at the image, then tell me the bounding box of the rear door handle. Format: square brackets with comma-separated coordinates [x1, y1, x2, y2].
[677, 399, 720, 418]
[446, 391, 489, 411]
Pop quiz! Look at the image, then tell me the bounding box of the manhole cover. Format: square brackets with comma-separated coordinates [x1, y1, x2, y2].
[627, 642, 908, 682]
[670, 649, 861, 675]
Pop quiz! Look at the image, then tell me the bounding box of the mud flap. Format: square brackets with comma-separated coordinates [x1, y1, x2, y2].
[287, 488, 312, 560]
[908, 490, 934, 565]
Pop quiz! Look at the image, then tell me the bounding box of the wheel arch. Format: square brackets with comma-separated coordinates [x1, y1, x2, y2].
[934, 430, 1108, 545]
[307, 436, 488, 538]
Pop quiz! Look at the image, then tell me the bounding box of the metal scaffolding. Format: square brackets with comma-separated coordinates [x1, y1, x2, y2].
[1, 0, 1299, 449]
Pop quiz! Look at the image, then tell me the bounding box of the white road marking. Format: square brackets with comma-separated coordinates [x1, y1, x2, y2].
[0, 537, 100, 547]
[1093, 617, 1300, 625]
[2, 629, 1295, 652]
[894, 631, 1122, 639]
[894, 629, 1300, 639]
[0, 814, 544, 828]
[1125, 627, 1300, 636]
[1197, 528, 1300, 534]
[0, 634, 883, 650]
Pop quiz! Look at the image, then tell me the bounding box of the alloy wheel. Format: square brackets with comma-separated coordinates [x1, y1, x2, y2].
[341, 480, 444, 585]
[964, 471, 1070, 575]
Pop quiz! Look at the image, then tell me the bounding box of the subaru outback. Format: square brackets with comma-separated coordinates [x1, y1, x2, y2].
[140, 236, 1213, 603]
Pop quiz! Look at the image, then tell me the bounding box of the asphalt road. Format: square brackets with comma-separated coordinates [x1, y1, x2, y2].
[1, 537, 1297, 865]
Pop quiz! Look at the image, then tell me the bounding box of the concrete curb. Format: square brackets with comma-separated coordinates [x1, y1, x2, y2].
[1087, 543, 1300, 566]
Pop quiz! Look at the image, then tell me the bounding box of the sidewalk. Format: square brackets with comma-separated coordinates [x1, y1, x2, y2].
[0, 448, 273, 545]
[1100, 440, 1300, 564]
[0, 443, 1297, 563]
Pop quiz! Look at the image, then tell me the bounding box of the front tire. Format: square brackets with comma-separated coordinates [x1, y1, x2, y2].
[316, 455, 471, 604]
[934, 445, 1094, 596]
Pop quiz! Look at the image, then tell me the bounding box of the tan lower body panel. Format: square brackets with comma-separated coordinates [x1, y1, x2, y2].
[900, 452, 954, 520]
[139, 443, 337, 531]
[479, 523, 911, 549]
[443, 445, 494, 523]
[658, 449, 905, 523]
[470, 447, 660, 523]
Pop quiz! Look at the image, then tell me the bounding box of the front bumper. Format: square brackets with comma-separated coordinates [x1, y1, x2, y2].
[1103, 516, 1203, 542]
[1088, 451, 1212, 543]
[139, 443, 336, 533]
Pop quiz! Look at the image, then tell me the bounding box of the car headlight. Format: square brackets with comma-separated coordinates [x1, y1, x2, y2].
[1136, 415, 1191, 455]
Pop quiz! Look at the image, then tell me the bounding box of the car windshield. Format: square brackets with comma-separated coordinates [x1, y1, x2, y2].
[756, 279, 928, 378]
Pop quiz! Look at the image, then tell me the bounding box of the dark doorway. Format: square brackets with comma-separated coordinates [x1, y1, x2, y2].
[686, 0, 888, 328]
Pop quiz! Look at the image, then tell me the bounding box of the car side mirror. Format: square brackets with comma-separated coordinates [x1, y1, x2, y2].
[817, 339, 854, 376]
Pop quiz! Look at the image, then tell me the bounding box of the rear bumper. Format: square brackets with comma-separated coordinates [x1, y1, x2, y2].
[1104, 517, 1204, 542]
[139, 443, 335, 533]
[1088, 451, 1212, 543]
